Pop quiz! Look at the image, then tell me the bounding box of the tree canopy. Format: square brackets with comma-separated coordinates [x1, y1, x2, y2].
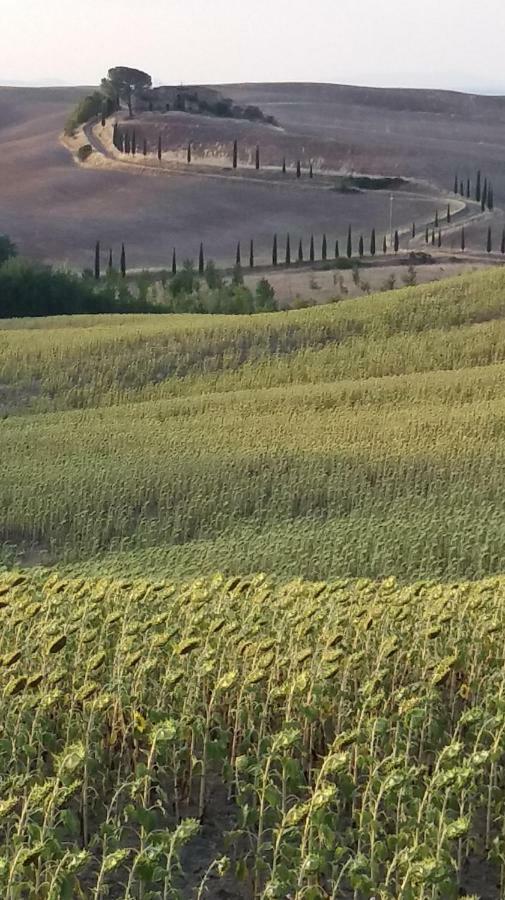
[104, 67, 152, 116]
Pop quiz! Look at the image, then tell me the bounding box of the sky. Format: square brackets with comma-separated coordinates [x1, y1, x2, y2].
[2, 0, 505, 94]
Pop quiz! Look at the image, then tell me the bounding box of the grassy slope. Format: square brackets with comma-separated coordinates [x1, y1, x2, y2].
[3, 268, 505, 579]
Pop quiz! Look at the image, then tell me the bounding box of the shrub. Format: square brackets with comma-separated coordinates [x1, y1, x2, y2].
[0, 234, 17, 266]
[77, 144, 93, 162]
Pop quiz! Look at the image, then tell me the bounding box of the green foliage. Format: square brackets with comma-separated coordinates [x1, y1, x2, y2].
[2, 270, 505, 580]
[77, 144, 92, 162]
[64, 91, 109, 136]
[0, 234, 17, 266]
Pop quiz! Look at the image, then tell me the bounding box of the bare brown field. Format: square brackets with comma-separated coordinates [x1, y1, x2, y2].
[1, 82, 505, 270]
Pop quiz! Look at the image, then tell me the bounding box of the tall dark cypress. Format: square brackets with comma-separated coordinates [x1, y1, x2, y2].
[285, 234, 291, 266]
[466, 178, 470, 199]
[236, 242, 241, 267]
[434, 210, 439, 228]
[425, 226, 429, 244]
[394, 230, 399, 253]
[143, 138, 147, 156]
[370, 228, 376, 256]
[94, 241, 100, 280]
[383, 235, 387, 254]
[158, 135, 162, 161]
[120, 243, 126, 278]
[233, 140, 238, 169]
[487, 227, 492, 253]
[298, 239, 303, 263]
[187, 142, 192, 164]
[488, 183, 494, 210]
[358, 235, 364, 257]
[131, 130, 136, 155]
[461, 227, 465, 252]
[460, 181, 464, 196]
[482, 178, 488, 210]
[322, 234, 327, 261]
[454, 174, 458, 193]
[199, 243, 205, 274]
[438, 229, 442, 248]
[172, 248, 177, 275]
[112, 122, 118, 148]
[335, 239, 339, 258]
[431, 229, 435, 245]
[476, 169, 481, 202]
[296, 160, 301, 178]
[310, 235, 315, 262]
[108, 248, 113, 271]
[282, 157, 286, 174]
[124, 132, 130, 154]
[272, 234, 278, 266]
[309, 161, 313, 179]
[412, 222, 416, 238]
[346, 225, 352, 259]
[501, 228, 505, 255]
[255, 145, 260, 170]
[249, 239, 254, 268]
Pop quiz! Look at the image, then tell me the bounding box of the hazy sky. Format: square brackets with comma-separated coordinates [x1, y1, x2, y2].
[3, 0, 505, 93]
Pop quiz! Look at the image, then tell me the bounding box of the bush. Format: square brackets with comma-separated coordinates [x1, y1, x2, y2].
[77, 144, 93, 162]
[64, 91, 112, 136]
[0, 234, 17, 267]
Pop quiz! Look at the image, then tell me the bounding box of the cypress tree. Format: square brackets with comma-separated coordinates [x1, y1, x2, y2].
[131, 130, 136, 155]
[322, 234, 327, 261]
[370, 228, 376, 256]
[347, 225, 352, 259]
[119, 132, 125, 153]
[255, 145, 260, 170]
[236, 241, 241, 267]
[460, 181, 464, 196]
[124, 132, 130, 154]
[383, 235, 387, 254]
[335, 239, 339, 258]
[431, 228, 435, 245]
[282, 157, 286, 174]
[438, 229, 442, 248]
[285, 234, 291, 266]
[112, 122, 118, 148]
[272, 234, 278, 266]
[172, 248, 177, 275]
[447, 204, 451, 223]
[310, 235, 315, 262]
[434, 210, 439, 228]
[157, 135, 162, 161]
[482, 178, 488, 210]
[143, 138, 147, 156]
[412, 222, 416, 238]
[94, 241, 100, 280]
[501, 228, 505, 255]
[461, 227, 465, 252]
[309, 161, 313, 178]
[454, 174, 458, 193]
[466, 179, 470, 199]
[108, 248, 113, 272]
[249, 239, 254, 268]
[394, 230, 399, 253]
[120, 243, 126, 278]
[476, 169, 481, 202]
[199, 243, 205, 274]
[233, 140, 238, 169]
[298, 239, 303, 263]
[487, 227, 492, 253]
[187, 142, 192, 164]
[296, 160, 301, 178]
[488, 183, 494, 210]
[358, 235, 364, 257]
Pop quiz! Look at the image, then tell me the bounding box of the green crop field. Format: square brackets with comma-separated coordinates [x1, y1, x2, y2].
[4, 268, 505, 898]
[3, 267, 505, 580]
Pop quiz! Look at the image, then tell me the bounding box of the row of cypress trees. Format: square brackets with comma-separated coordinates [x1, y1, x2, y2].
[112, 125, 316, 175]
[453, 170, 494, 211]
[93, 225, 505, 279]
